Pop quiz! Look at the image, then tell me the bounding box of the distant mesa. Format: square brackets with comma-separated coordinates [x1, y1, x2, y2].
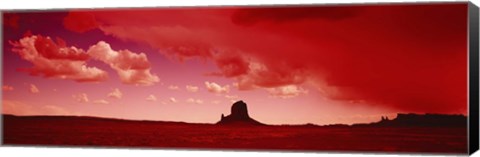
[353, 113, 467, 127]
[217, 100, 263, 125]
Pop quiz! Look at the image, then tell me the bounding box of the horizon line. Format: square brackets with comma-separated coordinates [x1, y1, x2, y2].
[2, 112, 468, 126]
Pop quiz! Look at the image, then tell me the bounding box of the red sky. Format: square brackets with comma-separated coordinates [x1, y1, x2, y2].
[1, 3, 468, 125]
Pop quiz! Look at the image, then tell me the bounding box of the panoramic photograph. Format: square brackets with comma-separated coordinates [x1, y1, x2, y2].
[2, 3, 469, 154]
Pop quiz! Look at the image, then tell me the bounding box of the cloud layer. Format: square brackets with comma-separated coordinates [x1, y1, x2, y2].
[146, 94, 157, 102]
[267, 85, 308, 99]
[205, 81, 229, 94]
[10, 35, 108, 82]
[10, 35, 159, 86]
[93, 99, 110, 104]
[15, 4, 467, 113]
[73, 93, 89, 103]
[108, 88, 123, 99]
[186, 85, 199, 93]
[88, 41, 159, 86]
[29, 84, 39, 93]
[103, 5, 464, 112]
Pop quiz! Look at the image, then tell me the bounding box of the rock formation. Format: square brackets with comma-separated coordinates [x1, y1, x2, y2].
[353, 113, 467, 127]
[217, 100, 263, 125]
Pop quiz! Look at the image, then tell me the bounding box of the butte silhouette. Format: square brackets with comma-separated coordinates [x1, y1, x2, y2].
[217, 100, 263, 125]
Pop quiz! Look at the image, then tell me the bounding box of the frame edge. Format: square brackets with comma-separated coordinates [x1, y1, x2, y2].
[468, 1, 479, 155]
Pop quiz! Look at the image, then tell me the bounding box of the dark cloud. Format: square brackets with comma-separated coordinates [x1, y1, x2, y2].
[63, 12, 99, 33]
[3, 13, 20, 29]
[231, 5, 362, 26]
[59, 4, 468, 113]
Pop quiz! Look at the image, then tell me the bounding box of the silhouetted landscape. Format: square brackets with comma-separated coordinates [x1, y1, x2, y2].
[2, 4, 471, 155]
[2, 101, 468, 154]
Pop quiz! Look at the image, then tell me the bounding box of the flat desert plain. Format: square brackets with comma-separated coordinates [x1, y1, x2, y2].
[3, 115, 467, 154]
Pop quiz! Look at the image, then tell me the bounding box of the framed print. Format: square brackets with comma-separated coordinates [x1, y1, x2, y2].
[1, 1, 479, 155]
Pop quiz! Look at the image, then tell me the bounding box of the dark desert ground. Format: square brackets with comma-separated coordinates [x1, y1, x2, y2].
[2, 113, 467, 154]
